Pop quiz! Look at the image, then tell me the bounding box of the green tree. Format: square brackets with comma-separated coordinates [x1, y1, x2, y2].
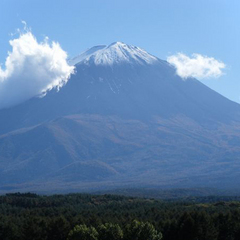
[46, 216, 70, 240]
[176, 213, 196, 240]
[68, 224, 98, 240]
[125, 220, 162, 240]
[22, 216, 48, 240]
[98, 223, 123, 240]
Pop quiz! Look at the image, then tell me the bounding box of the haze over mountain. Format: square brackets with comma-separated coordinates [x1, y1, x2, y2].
[0, 42, 240, 193]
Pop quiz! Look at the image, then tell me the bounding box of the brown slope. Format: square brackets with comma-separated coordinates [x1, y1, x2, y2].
[1, 113, 240, 192]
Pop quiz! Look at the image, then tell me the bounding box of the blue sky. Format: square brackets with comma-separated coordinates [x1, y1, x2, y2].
[0, 0, 239, 103]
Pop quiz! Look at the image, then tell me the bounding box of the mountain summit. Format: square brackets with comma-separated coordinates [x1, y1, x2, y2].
[0, 42, 240, 193]
[70, 42, 159, 66]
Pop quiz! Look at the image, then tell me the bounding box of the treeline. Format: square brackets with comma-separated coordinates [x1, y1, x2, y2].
[1, 193, 240, 239]
[68, 221, 161, 240]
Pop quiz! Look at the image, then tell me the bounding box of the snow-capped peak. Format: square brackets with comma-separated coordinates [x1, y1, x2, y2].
[70, 42, 159, 66]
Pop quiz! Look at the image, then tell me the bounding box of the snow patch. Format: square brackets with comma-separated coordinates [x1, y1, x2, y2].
[70, 42, 159, 66]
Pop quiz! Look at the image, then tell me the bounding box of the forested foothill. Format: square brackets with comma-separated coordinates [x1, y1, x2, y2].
[1, 192, 240, 239]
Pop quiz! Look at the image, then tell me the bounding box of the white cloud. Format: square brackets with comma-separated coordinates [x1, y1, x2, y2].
[0, 30, 75, 109]
[167, 53, 225, 79]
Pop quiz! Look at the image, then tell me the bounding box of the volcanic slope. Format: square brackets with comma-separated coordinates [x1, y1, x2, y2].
[0, 42, 240, 192]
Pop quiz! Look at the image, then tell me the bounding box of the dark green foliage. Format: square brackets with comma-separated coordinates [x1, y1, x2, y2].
[47, 216, 71, 240]
[125, 220, 162, 240]
[67, 224, 98, 240]
[98, 223, 123, 240]
[1, 192, 240, 240]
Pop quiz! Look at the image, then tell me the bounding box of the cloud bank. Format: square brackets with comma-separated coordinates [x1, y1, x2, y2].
[167, 53, 225, 79]
[0, 31, 74, 109]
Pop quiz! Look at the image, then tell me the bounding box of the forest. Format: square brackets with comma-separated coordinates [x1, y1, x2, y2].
[1, 192, 240, 240]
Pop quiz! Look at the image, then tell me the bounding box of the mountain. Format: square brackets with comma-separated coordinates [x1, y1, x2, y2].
[1, 42, 240, 193]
